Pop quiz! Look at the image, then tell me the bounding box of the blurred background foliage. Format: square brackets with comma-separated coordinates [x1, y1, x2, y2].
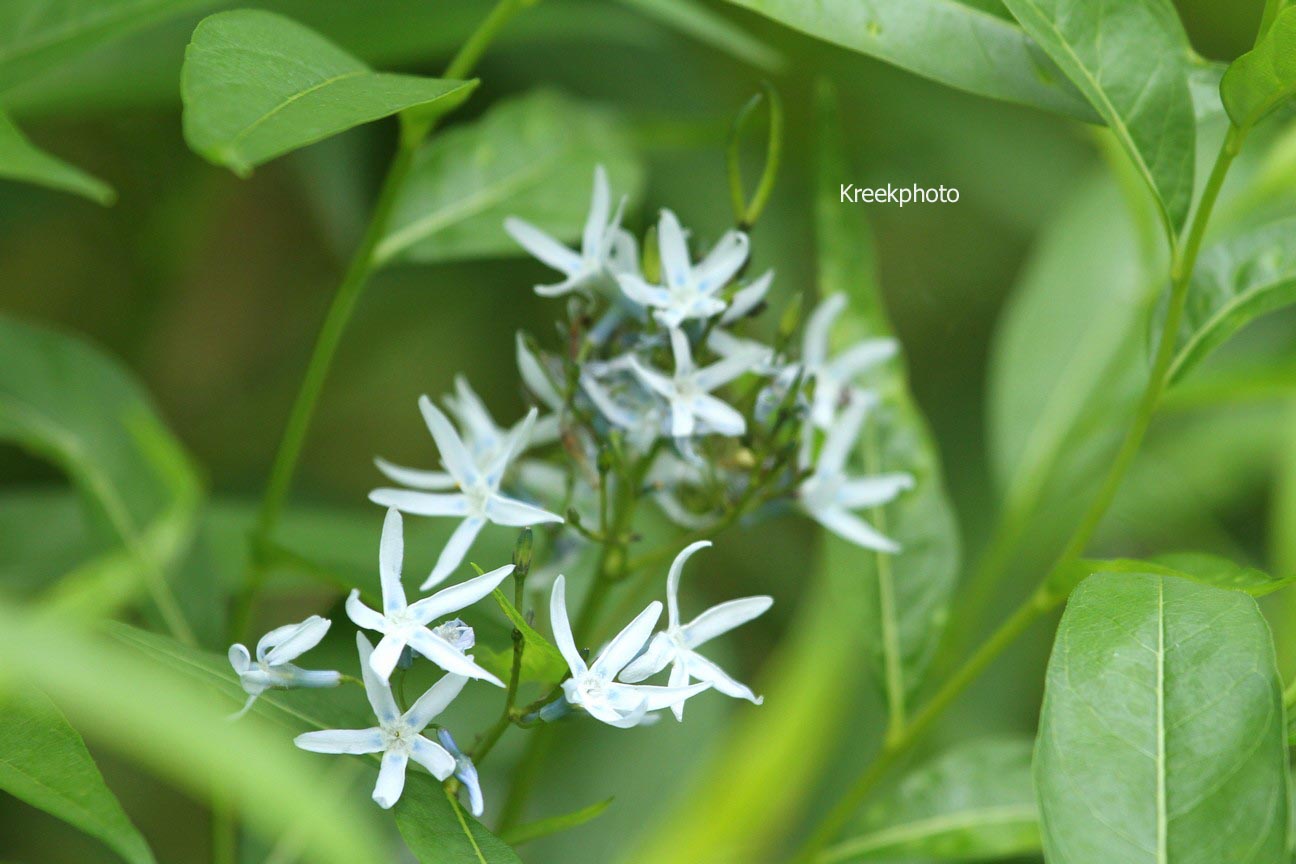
[0, 0, 1285, 862]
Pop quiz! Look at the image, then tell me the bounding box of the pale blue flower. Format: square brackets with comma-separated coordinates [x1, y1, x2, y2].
[228, 615, 340, 719]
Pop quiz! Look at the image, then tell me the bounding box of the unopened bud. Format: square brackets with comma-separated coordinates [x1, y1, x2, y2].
[513, 528, 534, 578]
[597, 445, 615, 476]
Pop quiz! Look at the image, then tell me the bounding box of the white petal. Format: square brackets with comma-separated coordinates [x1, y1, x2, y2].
[692, 394, 745, 436]
[228, 643, 251, 675]
[581, 373, 637, 429]
[550, 574, 586, 676]
[410, 736, 457, 781]
[378, 508, 407, 616]
[683, 596, 773, 647]
[449, 375, 500, 446]
[657, 209, 692, 290]
[280, 666, 342, 689]
[618, 632, 674, 683]
[534, 275, 582, 297]
[694, 352, 757, 392]
[261, 616, 331, 666]
[516, 332, 563, 410]
[486, 493, 564, 527]
[666, 540, 712, 627]
[418, 396, 478, 485]
[836, 473, 914, 509]
[374, 457, 455, 490]
[667, 658, 690, 721]
[693, 230, 749, 293]
[616, 273, 671, 309]
[229, 692, 259, 721]
[623, 680, 711, 712]
[370, 489, 470, 518]
[628, 357, 676, 400]
[294, 727, 384, 755]
[372, 750, 410, 809]
[406, 629, 504, 686]
[593, 600, 662, 679]
[813, 506, 901, 554]
[484, 408, 535, 486]
[345, 589, 386, 633]
[816, 394, 871, 475]
[403, 673, 469, 730]
[828, 338, 898, 379]
[607, 226, 639, 274]
[504, 217, 582, 275]
[721, 269, 773, 324]
[668, 327, 695, 377]
[583, 164, 611, 257]
[368, 633, 409, 685]
[803, 293, 846, 369]
[410, 563, 515, 625]
[422, 517, 485, 589]
[684, 651, 761, 703]
[669, 398, 696, 438]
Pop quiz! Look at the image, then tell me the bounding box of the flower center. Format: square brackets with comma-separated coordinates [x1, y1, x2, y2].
[381, 722, 413, 754]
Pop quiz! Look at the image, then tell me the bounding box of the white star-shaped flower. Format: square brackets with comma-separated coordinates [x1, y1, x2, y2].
[505, 165, 633, 297]
[550, 574, 709, 727]
[620, 541, 772, 719]
[370, 397, 563, 587]
[797, 293, 898, 429]
[227, 616, 340, 719]
[295, 633, 465, 809]
[617, 209, 749, 329]
[626, 327, 752, 438]
[799, 395, 913, 553]
[345, 508, 513, 685]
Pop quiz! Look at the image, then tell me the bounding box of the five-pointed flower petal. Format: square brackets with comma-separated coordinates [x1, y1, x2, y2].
[616, 209, 748, 328]
[295, 633, 466, 809]
[345, 508, 513, 685]
[797, 293, 897, 429]
[505, 165, 630, 297]
[619, 541, 772, 719]
[371, 397, 563, 587]
[228, 616, 340, 719]
[626, 328, 752, 439]
[437, 729, 485, 816]
[799, 396, 913, 553]
[550, 574, 710, 727]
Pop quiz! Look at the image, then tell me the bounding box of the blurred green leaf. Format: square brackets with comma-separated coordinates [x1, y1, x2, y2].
[824, 738, 1038, 862]
[1035, 573, 1288, 863]
[1065, 554, 1294, 597]
[1222, 7, 1296, 132]
[722, 0, 1095, 120]
[0, 0, 214, 91]
[180, 9, 476, 176]
[477, 588, 567, 685]
[1000, 0, 1195, 237]
[0, 607, 388, 864]
[394, 778, 522, 864]
[500, 797, 613, 847]
[618, 0, 784, 71]
[0, 315, 200, 641]
[0, 689, 155, 864]
[376, 89, 644, 265]
[1153, 217, 1296, 384]
[0, 109, 114, 203]
[817, 81, 959, 705]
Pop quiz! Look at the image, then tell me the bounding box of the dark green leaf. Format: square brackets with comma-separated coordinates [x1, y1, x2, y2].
[1000, 0, 1196, 236]
[395, 777, 522, 864]
[0, 110, 114, 204]
[0, 690, 155, 864]
[817, 81, 959, 705]
[722, 0, 1095, 120]
[376, 89, 644, 265]
[1036, 573, 1288, 863]
[825, 738, 1038, 862]
[500, 797, 614, 847]
[181, 10, 476, 176]
[1222, 7, 1296, 131]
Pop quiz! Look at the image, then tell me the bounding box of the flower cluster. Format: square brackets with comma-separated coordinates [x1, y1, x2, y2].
[226, 165, 913, 816]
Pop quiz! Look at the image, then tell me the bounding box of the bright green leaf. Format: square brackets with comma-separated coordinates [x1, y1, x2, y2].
[476, 588, 568, 685]
[1035, 573, 1288, 863]
[722, 0, 1095, 120]
[1000, 0, 1196, 236]
[180, 9, 476, 176]
[618, 0, 784, 71]
[375, 89, 644, 265]
[1067, 554, 1294, 597]
[500, 797, 613, 847]
[1222, 7, 1296, 132]
[824, 738, 1039, 862]
[816, 81, 959, 705]
[0, 689, 155, 864]
[0, 110, 114, 204]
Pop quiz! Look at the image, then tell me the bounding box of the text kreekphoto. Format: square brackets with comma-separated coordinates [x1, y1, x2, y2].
[839, 182, 961, 206]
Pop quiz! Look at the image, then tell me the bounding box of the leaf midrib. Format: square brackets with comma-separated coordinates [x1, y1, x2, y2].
[221, 67, 370, 156]
[828, 803, 1037, 858]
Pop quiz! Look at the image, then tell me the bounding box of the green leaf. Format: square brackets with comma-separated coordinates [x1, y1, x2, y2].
[0, 690, 155, 864]
[1035, 572, 1289, 863]
[0, 110, 114, 203]
[1222, 7, 1296, 132]
[0, 315, 200, 640]
[0, 0, 214, 91]
[1000, 0, 1196, 236]
[375, 89, 644, 265]
[817, 81, 959, 706]
[1154, 217, 1296, 384]
[617, 0, 784, 71]
[180, 10, 476, 176]
[476, 588, 568, 685]
[824, 738, 1039, 862]
[1066, 554, 1295, 597]
[394, 778, 522, 864]
[500, 797, 614, 847]
[722, 0, 1095, 120]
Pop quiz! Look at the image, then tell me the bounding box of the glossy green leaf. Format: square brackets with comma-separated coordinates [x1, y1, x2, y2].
[0, 110, 114, 204]
[824, 738, 1038, 862]
[180, 10, 476, 176]
[375, 89, 644, 265]
[0, 690, 155, 864]
[394, 778, 522, 864]
[1154, 217, 1296, 384]
[0, 0, 213, 91]
[500, 797, 613, 847]
[1035, 573, 1288, 864]
[1000, 0, 1196, 236]
[1222, 7, 1296, 131]
[722, 0, 1094, 120]
[476, 588, 568, 685]
[0, 315, 200, 639]
[816, 82, 959, 705]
